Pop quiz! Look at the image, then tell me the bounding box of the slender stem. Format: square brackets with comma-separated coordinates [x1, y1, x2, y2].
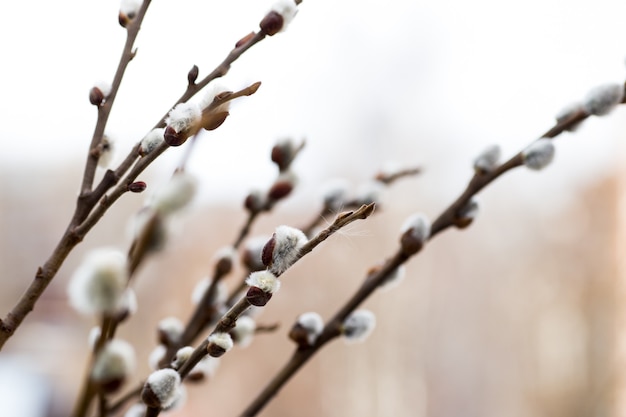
[240, 108, 599, 415]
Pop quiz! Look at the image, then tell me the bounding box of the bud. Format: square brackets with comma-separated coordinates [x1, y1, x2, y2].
[289, 312, 324, 347]
[171, 346, 194, 370]
[207, 332, 233, 357]
[187, 65, 199, 85]
[97, 135, 115, 168]
[454, 198, 479, 229]
[164, 102, 202, 146]
[244, 189, 267, 213]
[119, 0, 141, 28]
[271, 138, 299, 171]
[341, 310, 376, 343]
[582, 83, 624, 116]
[268, 172, 296, 201]
[261, 225, 308, 275]
[260, 0, 298, 36]
[399, 213, 431, 256]
[68, 248, 128, 316]
[157, 317, 184, 346]
[231, 316, 256, 347]
[139, 128, 165, 156]
[473, 144, 501, 174]
[151, 172, 197, 215]
[128, 181, 147, 193]
[89, 81, 111, 106]
[201, 110, 229, 131]
[522, 138, 555, 171]
[245, 271, 280, 306]
[214, 246, 237, 276]
[91, 339, 136, 393]
[141, 369, 181, 409]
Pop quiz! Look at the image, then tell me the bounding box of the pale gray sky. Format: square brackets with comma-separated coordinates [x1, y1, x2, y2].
[1, 0, 626, 205]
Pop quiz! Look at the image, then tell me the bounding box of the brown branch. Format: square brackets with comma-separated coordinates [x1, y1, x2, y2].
[239, 109, 596, 416]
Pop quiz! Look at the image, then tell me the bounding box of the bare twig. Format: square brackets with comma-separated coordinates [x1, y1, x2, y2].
[239, 107, 602, 416]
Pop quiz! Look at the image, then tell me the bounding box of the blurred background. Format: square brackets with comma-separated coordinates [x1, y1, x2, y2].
[2, 0, 626, 416]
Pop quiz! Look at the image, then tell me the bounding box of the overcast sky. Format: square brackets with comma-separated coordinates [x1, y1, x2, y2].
[1, 0, 626, 205]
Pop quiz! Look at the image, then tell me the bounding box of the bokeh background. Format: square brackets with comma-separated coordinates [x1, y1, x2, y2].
[2, 0, 626, 416]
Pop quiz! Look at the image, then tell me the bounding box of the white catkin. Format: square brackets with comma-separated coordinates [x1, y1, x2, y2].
[582, 83, 624, 116]
[473, 144, 501, 173]
[342, 310, 376, 343]
[400, 213, 431, 244]
[297, 312, 324, 345]
[246, 271, 281, 294]
[145, 369, 181, 409]
[268, 226, 308, 275]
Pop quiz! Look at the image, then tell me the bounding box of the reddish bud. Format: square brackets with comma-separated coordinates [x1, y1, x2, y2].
[118, 12, 136, 28]
[268, 180, 293, 201]
[246, 286, 273, 307]
[201, 111, 229, 131]
[236, 32, 256, 48]
[187, 65, 199, 85]
[206, 343, 226, 358]
[400, 229, 424, 256]
[244, 191, 266, 213]
[128, 181, 147, 193]
[288, 323, 310, 348]
[259, 11, 284, 36]
[89, 87, 105, 106]
[164, 125, 186, 147]
[215, 257, 233, 277]
[261, 235, 276, 267]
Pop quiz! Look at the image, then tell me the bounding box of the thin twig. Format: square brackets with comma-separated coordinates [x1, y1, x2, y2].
[239, 108, 599, 415]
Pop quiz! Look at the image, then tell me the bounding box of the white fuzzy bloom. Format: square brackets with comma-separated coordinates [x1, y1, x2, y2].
[158, 317, 184, 344]
[269, 0, 298, 32]
[93, 80, 112, 98]
[140, 128, 165, 155]
[232, 316, 256, 348]
[265, 225, 308, 275]
[582, 83, 624, 116]
[120, 0, 141, 16]
[91, 339, 136, 384]
[200, 83, 230, 111]
[123, 403, 146, 417]
[151, 172, 197, 215]
[342, 310, 376, 343]
[555, 102, 584, 131]
[191, 277, 227, 306]
[473, 144, 501, 173]
[246, 271, 281, 294]
[379, 265, 407, 291]
[522, 139, 555, 170]
[296, 312, 324, 345]
[401, 213, 431, 244]
[208, 332, 233, 353]
[148, 345, 167, 371]
[165, 102, 201, 133]
[165, 384, 187, 411]
[171, 346, 194, 369]
[97, 135, 115, 168]
[68, 248, 128, 316]
[143, 369, 181, 409]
